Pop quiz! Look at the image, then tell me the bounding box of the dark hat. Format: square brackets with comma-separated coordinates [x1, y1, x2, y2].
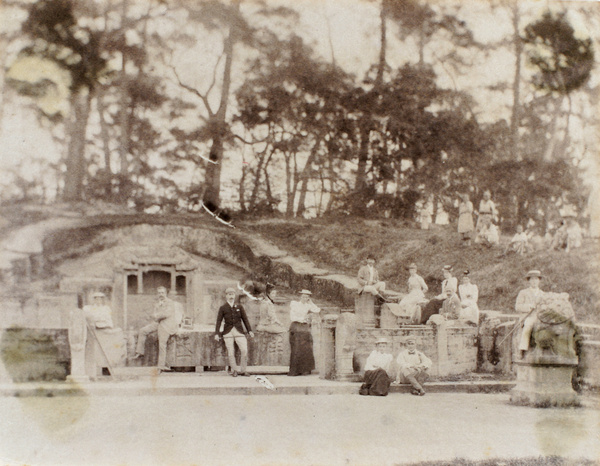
[443, 265, 453, 272]
[463, 270, 470, 276]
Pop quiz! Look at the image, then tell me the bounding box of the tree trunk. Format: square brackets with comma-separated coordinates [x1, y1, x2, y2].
[355, 124, 370, 193]
[118, 0, 130, 180]
[509, 2, 522, 161]
[543, 96, 563, 161]
[203, 0, 239, 208]
[97, 90, 113, 197]
[375, 0, 387, 87]
[295, 141, 321, 217]
[63, 90, 92, 202]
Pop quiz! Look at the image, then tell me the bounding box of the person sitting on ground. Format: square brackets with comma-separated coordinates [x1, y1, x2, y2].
[458, 193, 475, 246]
[503, 225, 530, 256]
[215, 287, 254, 377]
[134, 286, 183, 372]
[359, 337, 394, 396]
[395, 263, 428, 324]
[550, 220, 568, 251]
[458, 271, 479, 326]
[419, 265, 457, 324]
[357, 254, 387, 301]
[475, 221, 499, 247]
[256, 283, 286, 334]
[395, 338, 432, 396]
[440, 287, 461, 321]
[566, 218, 583, 252]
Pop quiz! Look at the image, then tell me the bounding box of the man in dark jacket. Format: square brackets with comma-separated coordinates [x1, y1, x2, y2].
[214, 287, 254, 376]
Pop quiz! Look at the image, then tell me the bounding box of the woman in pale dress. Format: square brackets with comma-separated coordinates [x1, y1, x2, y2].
[458, 270, 479, 325]
[396, 263, 428, 324]
[457, 194, 475, 246]
[256, 283, 285, 334]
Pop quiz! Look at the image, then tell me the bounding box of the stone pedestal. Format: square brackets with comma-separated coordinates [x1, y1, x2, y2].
[318, 314, 338, 380]
[335, 310, 359, 381]
[355, 294, 376, 328]
[510, 360, 579, 407]
[68, 309, 90, 383]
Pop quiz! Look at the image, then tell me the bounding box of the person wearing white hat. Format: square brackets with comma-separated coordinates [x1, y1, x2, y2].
[288, 289, 321, 376]
[395, 338, 432, 396]
[134, 286, 183, 372]
[215, 287, 254, 377]
[458, 271, 479, 326]
[360, 337, 393, 396]
[515, 270, 545, 356]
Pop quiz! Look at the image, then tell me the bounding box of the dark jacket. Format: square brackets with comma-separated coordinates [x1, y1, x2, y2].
[215, 302, 252, 336]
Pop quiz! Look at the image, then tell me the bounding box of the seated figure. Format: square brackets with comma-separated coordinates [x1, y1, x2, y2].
[440, 288, 461, 321]
[395, 338, 432, 396]
[395, 263, 428, 324]
[458, 271, 479, 326]
[503, 225, 530, 256]
[83, 292, 126, 370]
[475, 222, 499, 247]
[419, 265, 457, 324]
[357, 254, 386, 300]
[359, 337, 393, 396]
[134, 286, 183, 372]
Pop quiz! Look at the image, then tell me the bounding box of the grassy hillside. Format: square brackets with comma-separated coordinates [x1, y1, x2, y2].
[244, 217, 600, 323]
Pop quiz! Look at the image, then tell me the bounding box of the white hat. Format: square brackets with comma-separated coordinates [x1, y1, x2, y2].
[299, 289, 312, 295]
[376, 337, 389, 345]
[225, 287, 236, 294]
[92, 292, 105, 298]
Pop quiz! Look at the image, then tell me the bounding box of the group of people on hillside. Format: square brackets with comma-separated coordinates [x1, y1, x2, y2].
[457, 191, 583, 254]
[359, 256, 479, 327]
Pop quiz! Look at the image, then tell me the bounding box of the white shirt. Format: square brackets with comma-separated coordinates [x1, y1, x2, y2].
[396, 349, 432, 377]
[368, 265, 374, 284]
[364, 350, 393, 373]
[290, 300, 320, 323]
[437, 276, 457, 299]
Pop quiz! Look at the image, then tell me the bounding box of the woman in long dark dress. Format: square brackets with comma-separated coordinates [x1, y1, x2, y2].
[288, 289, 320, 376]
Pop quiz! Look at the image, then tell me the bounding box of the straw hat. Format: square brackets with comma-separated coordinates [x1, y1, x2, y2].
[299, 289, 312, 295]
[92, 292, 105, 298]
[376, 337, 389, 345]
[526, 270, 542, 280]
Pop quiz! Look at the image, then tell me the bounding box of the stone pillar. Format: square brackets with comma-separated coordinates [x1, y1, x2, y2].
[435, 321, 450, 377]
[355, 294, 376, 328]
[67, 309, 89, 383]
[318, 314, 338, 380]
[510, 361, 579, 407]
[335, 310, 359, 381]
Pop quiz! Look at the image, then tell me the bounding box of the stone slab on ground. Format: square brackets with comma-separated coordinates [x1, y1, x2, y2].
[0, 374, 517, 397]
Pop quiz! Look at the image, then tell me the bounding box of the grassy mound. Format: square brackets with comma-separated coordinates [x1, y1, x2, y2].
[245, 218, 600, 323]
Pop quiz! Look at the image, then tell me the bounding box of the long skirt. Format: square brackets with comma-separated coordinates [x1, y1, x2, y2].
[359, 368, 391, 396]
[288, 322, 315, 376]
[419, 299, 443, 325]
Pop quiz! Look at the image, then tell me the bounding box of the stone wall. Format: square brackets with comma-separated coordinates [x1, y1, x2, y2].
[351, 323, 478, 379]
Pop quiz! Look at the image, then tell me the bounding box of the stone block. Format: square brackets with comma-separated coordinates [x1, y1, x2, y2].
[510, 362, 579, 407]
[355, 294, 376, 328]
[1, 301, 24, 328]
[579, 340, 600, 388]
[37, 294, 78, 329]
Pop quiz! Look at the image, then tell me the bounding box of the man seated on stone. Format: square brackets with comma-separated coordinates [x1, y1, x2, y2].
[359, 337, 394, 396]
[440, 287, 461, 321]
[133, 286, 183, 372]
[357, 254, 387, 301]
[515, 270, 545, 358]
[419, 265, 457, 324]
[395, 338, 432, 396]
[215, 287, 254, 377]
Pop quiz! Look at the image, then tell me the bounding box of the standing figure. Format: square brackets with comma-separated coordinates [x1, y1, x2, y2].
[256, 283, 286, 334]
[395, 338, 432, 396]
[83, 292, 114, 329]
[396, 263, 428, 324]
[134, 286, 183, 372]
[515, 270, 545, 357]
[565, 218, 583, 252]
[458, 271, 479, 325]
[288, 289, 320, 376]
[419, 265, 457, 324]
[357, 254, 387, 301]
[359, 338, 393, 396]
[84, 292, 126, 370]
[476, 190, 497, 233]
[214, 287, 254, 377]
[458, 194, 475, 246]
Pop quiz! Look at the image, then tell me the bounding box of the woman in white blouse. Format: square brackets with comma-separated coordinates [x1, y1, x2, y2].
[396, 263, 428, 324]
[458, 270, 479, 325]
[288, 289, 321, 376]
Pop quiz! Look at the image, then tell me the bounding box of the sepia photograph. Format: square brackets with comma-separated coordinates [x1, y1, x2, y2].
[0, 0, 599, 464]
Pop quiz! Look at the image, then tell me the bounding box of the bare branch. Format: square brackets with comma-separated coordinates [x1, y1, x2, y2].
[205, 52, 225, 98]
[170, 62, 215, 117]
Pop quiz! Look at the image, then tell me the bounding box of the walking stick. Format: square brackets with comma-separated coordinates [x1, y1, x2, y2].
[86, 323, 115, 377]
[497, 307, 537, 347]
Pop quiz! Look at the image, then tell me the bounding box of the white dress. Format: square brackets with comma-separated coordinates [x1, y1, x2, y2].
[395, 275, 428, 322]
[458, 283, 479, 325]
